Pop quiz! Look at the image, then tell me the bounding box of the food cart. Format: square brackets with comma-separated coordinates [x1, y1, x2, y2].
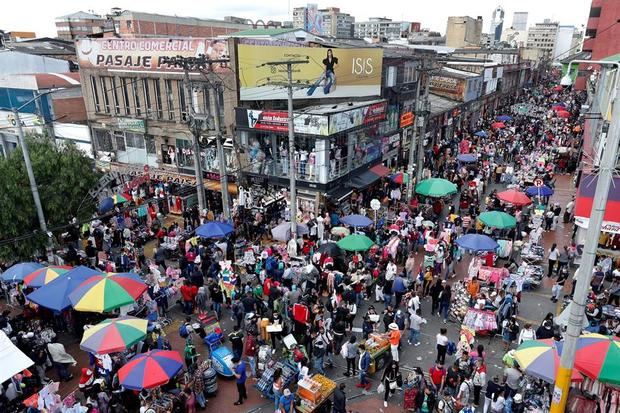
[365, 333, 391, 372]
[296, 374, 337, 413]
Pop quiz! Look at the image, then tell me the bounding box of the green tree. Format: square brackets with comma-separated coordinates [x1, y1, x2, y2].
[0, 136, 100, 261]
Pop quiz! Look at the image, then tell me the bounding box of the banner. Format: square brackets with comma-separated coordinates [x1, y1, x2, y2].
[76, 38, 229, 73]
[237, 109, 329, 136]
[238, 44, 383, 100]
[328, 101, 387, 134]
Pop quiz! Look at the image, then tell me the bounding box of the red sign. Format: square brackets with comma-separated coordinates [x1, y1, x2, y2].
[534, 178, 544, 188]
[247, 110, 289, 132]
[400, 111, 414, 128]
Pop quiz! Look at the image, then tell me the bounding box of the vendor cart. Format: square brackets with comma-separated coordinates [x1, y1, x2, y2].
[255, 359, 298, 400]
[296, 374, 336, 413]
[365, 333, 391, 372]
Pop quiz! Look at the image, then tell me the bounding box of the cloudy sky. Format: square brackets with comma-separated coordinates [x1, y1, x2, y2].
[2, 0, 591, 37]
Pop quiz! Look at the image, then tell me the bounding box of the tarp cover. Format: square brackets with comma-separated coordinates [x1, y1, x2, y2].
[0, 330, 34, 383]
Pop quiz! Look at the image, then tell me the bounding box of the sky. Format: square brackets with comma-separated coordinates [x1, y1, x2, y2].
[1, 0, 592, 37]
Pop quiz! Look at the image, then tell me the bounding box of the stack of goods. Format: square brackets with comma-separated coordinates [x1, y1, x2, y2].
[449, 281, 470, 323]
[521, 243, 544, 262]
[312, 374, 336, 396]
[365, 333, 390, 358]
[462, 308, 498, 333]
[297, 374, 336, 413]
[202, 362, 218, 396]
[255, 360, 298, 399]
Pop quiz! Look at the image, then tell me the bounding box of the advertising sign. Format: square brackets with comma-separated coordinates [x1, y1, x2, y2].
[237, 109, 329, 136]
[76, 38, 229, 73]
[0, 110, 42, 134]
[117, 117, 146, 133]
[430, 75, 465, 101]
[400, 112, 414, 128]
[238, 44, 383, 100]
[328, 101, 387, 134]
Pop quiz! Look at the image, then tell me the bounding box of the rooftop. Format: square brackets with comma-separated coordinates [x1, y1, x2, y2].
[438, 66, 480, 78]
[228, 28, 297, 37]
[56, 11, 104, 21]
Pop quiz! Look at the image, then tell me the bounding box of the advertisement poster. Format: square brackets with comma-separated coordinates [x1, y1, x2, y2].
[430, 75, 465, 101]
[238, 44, 383, 100]
[237, 109, 329, 136]
[76, 38, 229, 73]
[328, 101, 387, 134]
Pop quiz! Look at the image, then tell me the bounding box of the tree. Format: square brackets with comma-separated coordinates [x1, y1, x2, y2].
[0, 136, 100, 261]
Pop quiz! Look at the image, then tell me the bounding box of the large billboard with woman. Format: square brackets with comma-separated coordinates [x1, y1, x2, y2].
[237, 44, 383, 100]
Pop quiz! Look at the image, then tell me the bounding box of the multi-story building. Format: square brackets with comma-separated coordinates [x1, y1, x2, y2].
[292, 5, 355, 38]
[489, 6, 505, 44]
[55, 11, 108, 40]
[354, 18, 408, 40]
[553, 25, 579, 61]
[407, 30, 445, 46]
[511, 12, 529, 31]
[501, 27, 528, 48]
[526, 19, 559, 59]
[445, 16, 483, 48]
[583, 0, 620, 60]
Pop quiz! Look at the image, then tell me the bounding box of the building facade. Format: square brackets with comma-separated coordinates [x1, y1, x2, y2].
[526, 20, 559, 59]
[489, 6, 505, 44]
[354, 18, 407, 40]
[511, 12, 529, 31]
[553, 25, 578, 61]
[583, 0, 620, 60]
[292, 5, 355, 38]
[445, 16, 483, 48]
[55, 11, 108, 40]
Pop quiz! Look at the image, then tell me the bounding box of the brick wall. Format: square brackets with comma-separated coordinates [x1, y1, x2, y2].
[52, 97, 87, 123]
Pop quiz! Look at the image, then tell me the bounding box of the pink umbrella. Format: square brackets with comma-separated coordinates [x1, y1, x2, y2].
[491, 122, 505, 129]
[388, 224, 400, 231]
[557, 110, 571, 118]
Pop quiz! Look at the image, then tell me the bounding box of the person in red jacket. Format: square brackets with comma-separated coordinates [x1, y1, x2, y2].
[180, 280, 197, 314]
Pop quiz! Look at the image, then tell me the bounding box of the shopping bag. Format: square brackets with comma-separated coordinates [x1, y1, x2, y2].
[377, 383, 385, 394]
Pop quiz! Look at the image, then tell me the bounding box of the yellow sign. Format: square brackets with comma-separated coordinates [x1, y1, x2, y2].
[237, 44, 383, 100]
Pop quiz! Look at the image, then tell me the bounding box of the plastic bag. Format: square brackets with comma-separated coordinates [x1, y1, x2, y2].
[377, 383, 385, 394]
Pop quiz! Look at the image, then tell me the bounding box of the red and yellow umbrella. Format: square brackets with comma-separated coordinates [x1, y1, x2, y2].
[80, 316, 148, 354]
[514, 339, 583, 383]
[69, 272, 147, 313]
[571, 333, 620, 386]
[23, 266, 72, 288]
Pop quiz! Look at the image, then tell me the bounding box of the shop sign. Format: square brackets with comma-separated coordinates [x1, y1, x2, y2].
[117, 117, 146, 133]
[328, 101, 387, 135]
[400, 111, 414, 128]
[247, 174, 268, 187]
[575, 217, 620, 234]
[236, 108, 329, 136]
[88, 171, 122, 198]
[76, 38, 229, 73]
[430, 75, 465, 101]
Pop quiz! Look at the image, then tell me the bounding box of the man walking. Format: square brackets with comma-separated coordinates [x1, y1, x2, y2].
[233, 357, 248, 405]
[408, 309, 426, 346]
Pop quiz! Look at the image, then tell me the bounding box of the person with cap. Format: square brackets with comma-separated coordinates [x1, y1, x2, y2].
[435, 389, 455, 413]
[332, 382, 347, 413]
[279, 388, 295, 413]
[510, 393, 525, 413]
[536, 318, 555, 340]
[232, 357, 248, 405]
[386, 322, 401, 362]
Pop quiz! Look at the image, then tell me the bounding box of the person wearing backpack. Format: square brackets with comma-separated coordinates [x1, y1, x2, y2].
[343, 335, 358, 377]
[179, 317, 192, 339]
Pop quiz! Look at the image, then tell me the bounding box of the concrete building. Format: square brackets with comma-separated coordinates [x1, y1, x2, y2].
[56, 11, 107, 40]
[511, 12, 529, 31]
[501, 27, 528, 48]
[582, 0, 620, 60]
[354, 18, 407, 40]
[292, 5, 355, 38]
[526, 19, 559, 59]
[407, 30, 445, 46]
[445, 16, 484, 48]
[225, 28, 324, 42]
[553, 25, 578, 61]
[489, 5, 505, 44]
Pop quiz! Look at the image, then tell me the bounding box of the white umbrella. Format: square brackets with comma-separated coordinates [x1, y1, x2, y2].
[330, 226, 351, 237]
[554, 302, 589, 329]
[0, 330, 34, 383]
[270, 222, 309, 241]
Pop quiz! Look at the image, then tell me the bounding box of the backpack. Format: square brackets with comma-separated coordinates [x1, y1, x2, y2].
[446, 341, 457, 356]
[179, 323, 190, 338]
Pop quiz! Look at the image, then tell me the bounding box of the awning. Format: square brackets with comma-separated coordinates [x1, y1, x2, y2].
[0, 330, 34, 384]
[325, 186, 353, 202]
[204, 181, 238, 195]
[350, 169, 382, 190]
[369, 164, 391, 177]
[574, 174, 620, 233]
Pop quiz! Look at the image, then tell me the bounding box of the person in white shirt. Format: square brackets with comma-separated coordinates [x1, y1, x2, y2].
[436, 328, 449, 364]
[407, 291, 421, 316]
[518, 323, 536, 344]
[456, 377, 472, 407]
[385, 260, 397, 281]
[408, 309, 426, 346]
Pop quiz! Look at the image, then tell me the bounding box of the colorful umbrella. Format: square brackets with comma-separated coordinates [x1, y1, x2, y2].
[556, 110, 571, 118]
[415, 178, 457, 198]
[69, 272, 147, 313]
[571, 333, 620, 386]
[26, 266, 101, 311]
[118, 350, 183, 390]
[98, 197, 115, 214]
[340, 214, 373, 227]
[525, 185, 554, 197]
[455, 234, 498, 252]
[496, 189, 532, 206]
[111, 193, 129, 204]
[496, 115, 512, 122]
[195, 221, 234, 238]
[23, 266, 72, 288]
[337, 234, 374, 251]
[390, 172, 405, 185]
[474, 131, 487, 137]
[479, 211, 517, 229]
[1, 262, 45, 283]
[552, 85, 564, 91]
[514, 339, 583, 383]
[388, 224, 400, 231]
[457, 153, 477, 163]
[80, 316, 148, 354]
[491, 122, 506, 129]
[552, 105, 565, 111]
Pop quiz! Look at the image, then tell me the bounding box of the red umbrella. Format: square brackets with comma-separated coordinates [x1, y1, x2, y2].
[496, 189, 532, 206]
[491, 122, 505, 129]
[557, 110, 571, 118]
[553, 85, 564, 91]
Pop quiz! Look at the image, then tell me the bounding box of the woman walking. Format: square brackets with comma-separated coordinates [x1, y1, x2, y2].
[436, 327, 449, 365]
[380, 360, 400, 408]
[547, 243, 559, 277]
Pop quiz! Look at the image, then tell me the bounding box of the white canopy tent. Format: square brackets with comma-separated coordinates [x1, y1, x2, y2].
[0, 330, 34, 383]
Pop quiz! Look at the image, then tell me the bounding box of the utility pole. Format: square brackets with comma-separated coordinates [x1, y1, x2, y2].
[406, 75, 422, 201]
[550, 71, 620, 412]
[260, 59, 310, 238]
[13, 109, 54, 263]
[206, 67, 230, 220]
[415, 65, 432, 187]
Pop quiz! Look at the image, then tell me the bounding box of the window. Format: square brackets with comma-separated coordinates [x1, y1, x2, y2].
[125, 132, 145, 149]
[176, 138, 194, 167]
[165, 79, 175, 121]
[403, 64, 416, 83]
[145, 135, 156, 154]
[100, 77, 110, 113]
[93, 129, 112, 152]
[132, 79, 142, 116]
[120, 78, 131, 115]
[152, 79, 163, 119]
[114, 131, 126, 151]
[179, 82, 188, 122]
[90, 76, 101, 112]
[143, 78, 152, 118]
[217, 88, 225, 127]
[585, 29, 597, 39]
[111, 77, 121, 114]
[202, 85, 211, 115]
[589, 7, 601, 18]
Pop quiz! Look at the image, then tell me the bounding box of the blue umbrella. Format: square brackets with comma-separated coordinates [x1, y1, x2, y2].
[26, 266, 101, 311]
[195, 221, 234, 238]
[340, 214, 373, 228]
[525, 185, 554, 197]
[474, 131, 487, 138]
[496, 115, 513, 122]
[1, 262, 44, 283]
[456, 154, 477, 163]
[98, 197, 115, 214]
[455, 234, 499, 252]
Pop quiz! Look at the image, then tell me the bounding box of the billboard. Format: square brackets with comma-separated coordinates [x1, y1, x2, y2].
[237, 44, 383, 100]
[236, 108, 329, 136]
[328, 101, 387, 134]
[76, 38, 229, 73]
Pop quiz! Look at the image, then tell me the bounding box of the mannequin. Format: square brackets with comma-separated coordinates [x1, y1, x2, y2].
[280, 142, 288, 175]
[307, 148, 316, 180]
[238, 186, 246, 208]
[316, 215, 324, 241]
[299, 149, 308, 178]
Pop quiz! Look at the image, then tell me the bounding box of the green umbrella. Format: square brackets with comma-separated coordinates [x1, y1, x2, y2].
[337, 234, 374, 251]
[479, 211, 517, 229]
[415, 178, 457, 197]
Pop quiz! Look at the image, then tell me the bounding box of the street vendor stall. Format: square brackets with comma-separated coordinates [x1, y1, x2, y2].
[296, 374, 337, 413]
[364, 333, 391, 372]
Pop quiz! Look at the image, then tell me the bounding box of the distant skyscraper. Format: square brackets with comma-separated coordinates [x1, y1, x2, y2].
[489, 5, 505, 43]
[512, 12, 528, 31]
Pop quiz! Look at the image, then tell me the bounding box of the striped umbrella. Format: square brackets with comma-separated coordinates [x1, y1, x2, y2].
[23, 266, 73, 288]
[69, 272, 147, 313]
[81, 316, 148, 354]
[1, 262, 45, 283]
[570, 333, 620, 386]
[111, 193, 130, 204]
[514, 339, 583, 383]
[118, 350, 184, 390]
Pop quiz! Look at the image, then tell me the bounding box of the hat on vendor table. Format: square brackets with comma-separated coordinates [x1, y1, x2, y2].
[388, 323, 399, 331]
[79, 368, 94, 388]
